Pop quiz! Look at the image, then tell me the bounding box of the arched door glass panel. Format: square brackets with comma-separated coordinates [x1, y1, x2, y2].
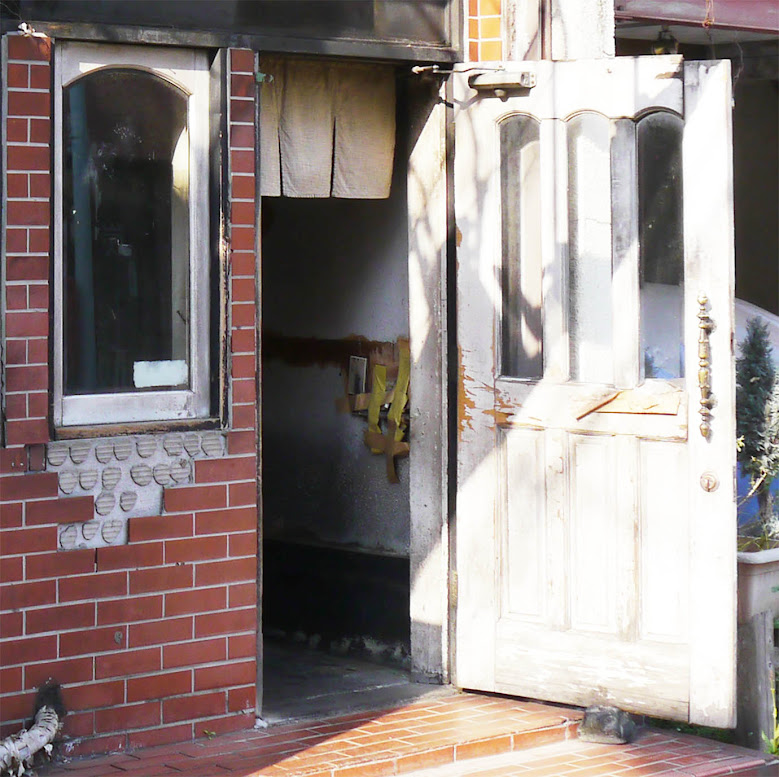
[567, 111, 613, 384]
[500, 114, 543, 379]
[638, 111, 684, 380]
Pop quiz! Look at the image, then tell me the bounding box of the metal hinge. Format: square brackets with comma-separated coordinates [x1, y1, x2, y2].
[468, 69, 536, 100]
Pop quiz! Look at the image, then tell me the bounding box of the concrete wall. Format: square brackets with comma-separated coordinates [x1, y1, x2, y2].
[471, 0, 616, 63]
[261, 142, 411, 557]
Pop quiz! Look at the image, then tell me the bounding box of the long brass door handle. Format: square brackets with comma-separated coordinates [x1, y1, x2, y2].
[697, 295, 714, 439]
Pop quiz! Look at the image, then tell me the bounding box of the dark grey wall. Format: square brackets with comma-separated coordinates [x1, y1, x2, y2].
[261, 175, 410, 557]
[734, 79, 779, 315]
[7, 1, 460, 62]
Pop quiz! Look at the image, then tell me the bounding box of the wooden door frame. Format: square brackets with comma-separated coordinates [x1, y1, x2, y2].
[407, 74, 452, 684]
[253, 71, 453, 710]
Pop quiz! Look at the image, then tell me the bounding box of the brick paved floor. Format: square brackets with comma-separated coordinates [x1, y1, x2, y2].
[38, 691, 775, 777]
[400, 730, 778, 777]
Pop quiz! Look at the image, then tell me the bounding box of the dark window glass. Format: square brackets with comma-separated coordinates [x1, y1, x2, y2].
[500, 115, 543, 379]
[63, 69, 190, 394]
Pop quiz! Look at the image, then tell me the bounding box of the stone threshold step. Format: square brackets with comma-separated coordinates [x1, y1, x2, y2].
[44, 692, 584, 777]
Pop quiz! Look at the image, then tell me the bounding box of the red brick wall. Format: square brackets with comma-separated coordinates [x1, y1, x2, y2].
[0, 40, 259, 756]
[2, 33, 51, 448]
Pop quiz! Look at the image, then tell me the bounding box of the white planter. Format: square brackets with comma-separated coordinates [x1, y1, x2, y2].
[737, 547, 779, 623]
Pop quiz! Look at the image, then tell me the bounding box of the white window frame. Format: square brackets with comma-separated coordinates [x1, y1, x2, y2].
[54, 42, 211, 427]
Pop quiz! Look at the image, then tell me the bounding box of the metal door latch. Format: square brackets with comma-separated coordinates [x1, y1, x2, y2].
[700, 472, 719, 492]
[697, 295, 714, 439]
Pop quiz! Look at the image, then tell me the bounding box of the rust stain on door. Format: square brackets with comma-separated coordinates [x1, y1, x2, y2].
[458, 345, 477, 436]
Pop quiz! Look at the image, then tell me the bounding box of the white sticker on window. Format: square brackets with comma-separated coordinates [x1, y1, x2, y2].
[133, 360, 188, 388]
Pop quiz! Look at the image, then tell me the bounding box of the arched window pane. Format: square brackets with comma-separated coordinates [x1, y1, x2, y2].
[63, 69, 190, 394]
[500, 115, 542, 378]
[638, 111, 684, 380]
[567, 112, 613, 384]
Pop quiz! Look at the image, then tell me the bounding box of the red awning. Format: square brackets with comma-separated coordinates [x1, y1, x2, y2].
[615, 0, 779, 34]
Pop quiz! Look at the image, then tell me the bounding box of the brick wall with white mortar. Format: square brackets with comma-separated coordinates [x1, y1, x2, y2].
[0, 40, 259, 756]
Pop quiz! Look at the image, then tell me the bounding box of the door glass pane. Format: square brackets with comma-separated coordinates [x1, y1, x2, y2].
[63, 69, 190, 394]
[567, 112, 613, 383]
[638, 111, 684, 380]
[500, 115, 542, 378]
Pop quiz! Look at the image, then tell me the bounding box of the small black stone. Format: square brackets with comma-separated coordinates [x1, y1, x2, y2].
[578, 705, 636, 744]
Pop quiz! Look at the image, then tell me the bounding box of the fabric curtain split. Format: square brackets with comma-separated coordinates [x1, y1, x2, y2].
[259, 56, 396, 199]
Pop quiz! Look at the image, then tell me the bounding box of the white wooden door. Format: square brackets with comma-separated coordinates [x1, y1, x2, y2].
[454, 57, 736, 726]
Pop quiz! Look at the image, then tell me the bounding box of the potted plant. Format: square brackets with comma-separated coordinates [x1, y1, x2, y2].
[735, 316, 779, 623]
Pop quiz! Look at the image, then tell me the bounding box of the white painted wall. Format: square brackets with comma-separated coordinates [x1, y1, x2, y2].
[503, 0, 615, 61]
[736, 299, 779, 355]
[550, 0, 615, 59]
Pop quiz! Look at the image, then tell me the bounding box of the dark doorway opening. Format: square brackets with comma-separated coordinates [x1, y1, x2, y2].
[259, 142, 427, 720]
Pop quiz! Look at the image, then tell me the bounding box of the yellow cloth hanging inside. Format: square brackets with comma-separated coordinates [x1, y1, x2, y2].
[367, 364, 387, 454]
[388, 338, 410, 442]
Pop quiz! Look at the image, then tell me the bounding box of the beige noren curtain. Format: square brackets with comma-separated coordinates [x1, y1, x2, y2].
[259, 56, 396, 199]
